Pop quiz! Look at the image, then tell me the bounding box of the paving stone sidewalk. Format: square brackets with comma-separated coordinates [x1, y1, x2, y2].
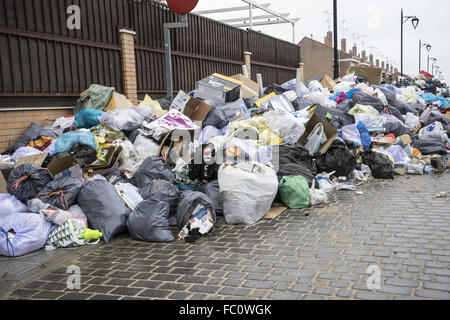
[1, 173, 449, 300]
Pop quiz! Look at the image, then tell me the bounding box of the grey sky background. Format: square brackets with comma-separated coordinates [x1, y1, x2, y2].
[194, 0, 449, 82]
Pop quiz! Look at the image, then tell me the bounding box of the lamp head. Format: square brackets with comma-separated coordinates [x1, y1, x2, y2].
[426, 44, 432, 52]
[412, 17, 419, 29]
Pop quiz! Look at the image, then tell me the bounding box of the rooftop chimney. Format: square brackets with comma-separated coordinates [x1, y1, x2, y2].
[386, 63, 390, 72]
[352, 43, 357, 57]
[381, 61, 385, 70]
[376, 59, 380, 68]
[324, 31, 333, 47]
[341, 39, 347, 53]
[369, 54, 374, 66]
[362, 51, 367, 62]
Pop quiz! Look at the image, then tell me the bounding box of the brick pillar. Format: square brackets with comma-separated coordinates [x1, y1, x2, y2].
[369, 54, 374, 67]
[120, 29, 138, 105]
[244, 51, 252, 79]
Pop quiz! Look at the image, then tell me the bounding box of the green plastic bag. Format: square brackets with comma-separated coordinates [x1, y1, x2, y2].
[279, 176, 310, 209]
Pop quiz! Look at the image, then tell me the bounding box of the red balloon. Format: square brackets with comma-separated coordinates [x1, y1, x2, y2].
[166, 0, 199, 14]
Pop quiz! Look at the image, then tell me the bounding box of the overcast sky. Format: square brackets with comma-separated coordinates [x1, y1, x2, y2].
[194, 0, 449, 81]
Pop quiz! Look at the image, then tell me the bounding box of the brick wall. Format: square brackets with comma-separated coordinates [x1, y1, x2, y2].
[0, 108, 74, 153]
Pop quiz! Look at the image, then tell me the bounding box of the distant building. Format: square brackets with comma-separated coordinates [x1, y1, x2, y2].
[299, 32, 392, 82]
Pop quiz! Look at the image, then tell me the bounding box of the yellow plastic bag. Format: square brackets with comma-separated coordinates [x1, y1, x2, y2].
[139, 95, 167, 118]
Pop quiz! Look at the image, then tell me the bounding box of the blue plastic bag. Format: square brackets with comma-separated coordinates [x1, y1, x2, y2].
[357, 121, 372, 151]
[73, 109, 104, 129]
[55, 131, 96, 154]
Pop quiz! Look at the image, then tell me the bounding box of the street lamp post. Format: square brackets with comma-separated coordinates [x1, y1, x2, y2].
[401, 8, 419, 76]
[431, 58, 437, 75]
[333, 0, 339, 80]
[419, 39, 431, 73]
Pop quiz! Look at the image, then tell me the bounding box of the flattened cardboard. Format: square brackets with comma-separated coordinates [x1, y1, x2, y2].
[299, 110, 339, 155]
[14, 153, 48, 168]
[231, 74, 259, 99]
[445, 112, 450, 120]
[320, 75, 337, 91]
[83, 146, 122, 177]
[255, 92, 276, 109]
[372, 136, 396, 148]
[347, 66, 383, 85]
[263, 206, 288, 220]
[396, 134, 412, 146]
[0, 171, 7, 194]
[105, 92, 134, 111]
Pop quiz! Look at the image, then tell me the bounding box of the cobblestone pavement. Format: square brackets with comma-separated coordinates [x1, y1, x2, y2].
[2, 173, 449, 300]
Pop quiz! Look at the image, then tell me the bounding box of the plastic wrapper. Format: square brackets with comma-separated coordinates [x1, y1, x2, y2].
[309, 182, 328, 206]
[133, 134, 160, 161]
[0, 212, 53, 257]
[115, 183, 144, 211]
[219, 162, 278, 225]
[51, 116, 74, 136]
[28, 199, 88, 227]
[265, 111, 306, 145]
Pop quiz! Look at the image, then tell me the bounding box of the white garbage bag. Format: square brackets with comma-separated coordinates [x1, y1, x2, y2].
[218, 162, 278, 225]
[418, 122, 447, 143]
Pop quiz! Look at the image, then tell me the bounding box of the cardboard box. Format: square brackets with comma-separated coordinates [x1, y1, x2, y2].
[347, 66, 383, 85]
[170, 91, 212, 123]
[47, 155, 80, 178]
[299, 110, 339, 155]
[183, 97, 212, 123]
[195, 73, 242, 104]
[320, 75, 337, 91]
[396, 134, 412, 146]
[0, 170, 7, 194]
[431, 156, 448, 173]
[83, 146, 122, 177]
[231, 74, 259, 99]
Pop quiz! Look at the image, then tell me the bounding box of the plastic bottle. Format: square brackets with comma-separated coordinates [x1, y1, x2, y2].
[423, 165, 434, 175]
[81, 228, 103, 241]
[406, 164, 424, 175]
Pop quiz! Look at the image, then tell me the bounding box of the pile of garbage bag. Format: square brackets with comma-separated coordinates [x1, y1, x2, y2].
[1, 71, 449, 257]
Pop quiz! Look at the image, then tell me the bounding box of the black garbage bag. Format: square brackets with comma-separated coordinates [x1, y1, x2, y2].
[362, 151, 395, 179]
[413, 140, 448, 156]
[176, 191, 216, 242]
[158, 96, 173, 110]
[7, 164, 53, 202]
[12, 123, 57, 153]
[77, 180, 130, 244]
[124, 129, 140, 144]
[384, 106, 405, 123]
[37, 176, 83, 210]
[313, 105, 355, 129]
[133, 157, 175, 189]
[202, 107, 229, 129]
[383, 122, 415, 138]
[278, 144, 317, 176]
[69, 143, 97, 167]
[336, 99, 355, 113]
[277, 163, 315, 187]
[140, 179, 180, 225]
[126, 199, 174, 243]
[373, 86, 396, 105]
[264, 84, 287, 96]
[392, 99, 415, 115]
[105, 169, 132, 185]
[352, 92, 384, 112]
[196, 180, 223, 216]
[315, 140, 357, 177]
